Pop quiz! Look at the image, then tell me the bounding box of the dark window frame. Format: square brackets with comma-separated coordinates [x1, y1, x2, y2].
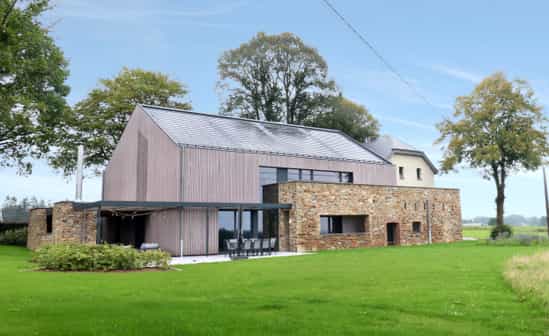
[412, 221, 421, 234]
[416, 168, 422, 181]
[260, 166, 353, 185]
[399, 166, 404, 180]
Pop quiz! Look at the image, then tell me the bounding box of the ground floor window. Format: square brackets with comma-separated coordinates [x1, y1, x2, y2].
[320, 215, 368, 234]
[218, 209, 278, 252]
[412, 221, 421, 233]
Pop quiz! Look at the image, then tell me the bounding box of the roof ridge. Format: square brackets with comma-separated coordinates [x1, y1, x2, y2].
[139, 104, 344, 134]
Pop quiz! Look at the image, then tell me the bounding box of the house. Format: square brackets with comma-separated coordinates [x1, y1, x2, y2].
[364, 135, 438, 187]
[27, 105, 462, 255]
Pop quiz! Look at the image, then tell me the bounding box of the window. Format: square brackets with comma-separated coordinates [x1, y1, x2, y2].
[320, 215, 367, 234]
[46, 214, 53, 234]
[320, 216, 343, 234]
[288, 169, 300, 181]
[399, 166, 404, 179]
[260, 167, 353, 187]
[313, 170, 340, 183]
[416, 168, 422, 180]
[341, 172, 353, 183]
[260, 167, 277, 186]
[412, 221, 421, 234]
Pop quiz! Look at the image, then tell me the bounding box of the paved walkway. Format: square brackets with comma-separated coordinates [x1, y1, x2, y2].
[170, 251, 309, 266]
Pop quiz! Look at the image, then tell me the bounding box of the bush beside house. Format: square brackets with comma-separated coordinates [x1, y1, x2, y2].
[32, 244, 171, 271]
[0, 227, 28, 246]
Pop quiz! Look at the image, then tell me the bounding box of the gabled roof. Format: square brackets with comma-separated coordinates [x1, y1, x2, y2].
[140, 105, 389, 164]
[364, 135, 438, 174]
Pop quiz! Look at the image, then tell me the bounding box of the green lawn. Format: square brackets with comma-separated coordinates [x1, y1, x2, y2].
[463, 226, 548, 239]
[1, 243, 548, 335]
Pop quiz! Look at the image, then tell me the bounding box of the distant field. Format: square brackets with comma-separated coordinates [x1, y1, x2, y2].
[463, 226, 548, 239]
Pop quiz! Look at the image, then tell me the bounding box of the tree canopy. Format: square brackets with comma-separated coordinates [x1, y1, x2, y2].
[0, 0, 70, 173]
[50, 68, 191, 175]
[217, 32, 338, 124]
[311, 96, 379, 142]
[437, 72, 549, 227]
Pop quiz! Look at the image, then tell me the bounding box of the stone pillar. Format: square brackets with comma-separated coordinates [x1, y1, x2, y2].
[52, 202, 97, 245]
[27, 208, 52, 250]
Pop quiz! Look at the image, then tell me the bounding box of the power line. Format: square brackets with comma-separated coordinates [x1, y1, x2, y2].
[320, 0, 435, 108]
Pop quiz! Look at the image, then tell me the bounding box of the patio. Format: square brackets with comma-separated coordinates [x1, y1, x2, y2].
[170, 251, 309, 265]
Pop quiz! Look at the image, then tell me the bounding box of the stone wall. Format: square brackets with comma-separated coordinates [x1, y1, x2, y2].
[27, 208, 52, 250]
[52, 202, 96, 245]
[27, 202, 96, 250]
[277, 182, 461, 252]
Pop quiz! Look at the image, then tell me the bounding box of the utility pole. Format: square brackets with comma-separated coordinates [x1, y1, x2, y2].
[542, 167, 549, 235]
[75, 145, 84, 201]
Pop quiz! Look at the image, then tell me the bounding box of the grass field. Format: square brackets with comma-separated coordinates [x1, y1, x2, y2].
[1, 243, 548, 336]
[505, 250, 549, 309]
[463, 226, 548, 239]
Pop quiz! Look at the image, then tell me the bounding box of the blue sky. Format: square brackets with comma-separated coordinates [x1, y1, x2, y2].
[1, 0, 548, 219]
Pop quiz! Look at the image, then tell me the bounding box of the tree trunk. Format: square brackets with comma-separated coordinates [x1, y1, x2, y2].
[495, 186, 505, 228]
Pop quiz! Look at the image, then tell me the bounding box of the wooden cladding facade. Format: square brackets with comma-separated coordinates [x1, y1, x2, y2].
[103, 106, 398, 255]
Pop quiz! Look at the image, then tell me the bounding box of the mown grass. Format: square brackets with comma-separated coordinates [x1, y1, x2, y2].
[505, 251, 549, 310]
[1, 243, 548, 335]
[463, 226, 548, 239]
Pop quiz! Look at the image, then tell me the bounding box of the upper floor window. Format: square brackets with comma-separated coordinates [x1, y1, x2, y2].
[399, 166, 404, 180]
[416, 168, 422, 180]
[260, 166, 353, 186]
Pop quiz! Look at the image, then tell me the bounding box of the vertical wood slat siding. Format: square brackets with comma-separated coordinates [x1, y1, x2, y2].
[145, 209, 180, 255]
[182, 208, 218, 255]
[103, 106, 180, 202]
[136, 132, 148, 201]
[183, 147, 397, 203]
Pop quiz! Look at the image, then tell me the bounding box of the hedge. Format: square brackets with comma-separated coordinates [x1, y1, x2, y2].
[0, 227, 27, 246]
[32, 244, 171, 271]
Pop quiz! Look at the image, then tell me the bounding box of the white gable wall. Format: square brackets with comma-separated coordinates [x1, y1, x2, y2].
[391, 153, 435, 187]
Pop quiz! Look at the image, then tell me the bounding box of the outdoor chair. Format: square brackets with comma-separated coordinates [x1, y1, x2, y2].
[242, 239, 252, 256]
[225, 239, 238, 257]
[250, 238, 260, 256]
[261, 238, 273, 255]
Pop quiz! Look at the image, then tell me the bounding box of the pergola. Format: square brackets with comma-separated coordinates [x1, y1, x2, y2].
[73, 201, 292, 252]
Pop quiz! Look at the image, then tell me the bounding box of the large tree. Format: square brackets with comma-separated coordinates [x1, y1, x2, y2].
[437, 72, 549, 228]
[311, 96, 379, 142]
[0, 0, 70, 173]
[50, 68, 191, 175]
[217, 32, 337, 124]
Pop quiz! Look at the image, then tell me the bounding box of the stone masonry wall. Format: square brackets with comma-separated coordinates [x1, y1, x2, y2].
[27, 208, 52, 250]
[52, 202, 97, 245]
[278, 182, 461, 252]
[27, 202, 97, 250]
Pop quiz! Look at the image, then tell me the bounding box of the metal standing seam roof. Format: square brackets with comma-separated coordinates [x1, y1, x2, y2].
[140, 105, 389, 164]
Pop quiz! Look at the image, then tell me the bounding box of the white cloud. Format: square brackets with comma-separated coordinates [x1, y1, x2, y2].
[430, 64, 483, 84]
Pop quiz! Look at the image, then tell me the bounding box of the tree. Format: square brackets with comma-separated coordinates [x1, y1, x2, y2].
[0, 0, 70, 173]
[437, 72, 549, 228]
[311, 96, 379, 142]
[217, 32, 337, 124]
[50, 68, 191, 175]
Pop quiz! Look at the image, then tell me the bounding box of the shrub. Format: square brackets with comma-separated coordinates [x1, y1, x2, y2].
[490, 224, 513, 240]
[485, 234, 549, 246]
[31, 244, 171, 271]
[0, 227, 27, 245]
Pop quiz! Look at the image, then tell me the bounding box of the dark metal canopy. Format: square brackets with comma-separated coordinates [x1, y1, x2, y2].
[74, 200, 291, 212]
